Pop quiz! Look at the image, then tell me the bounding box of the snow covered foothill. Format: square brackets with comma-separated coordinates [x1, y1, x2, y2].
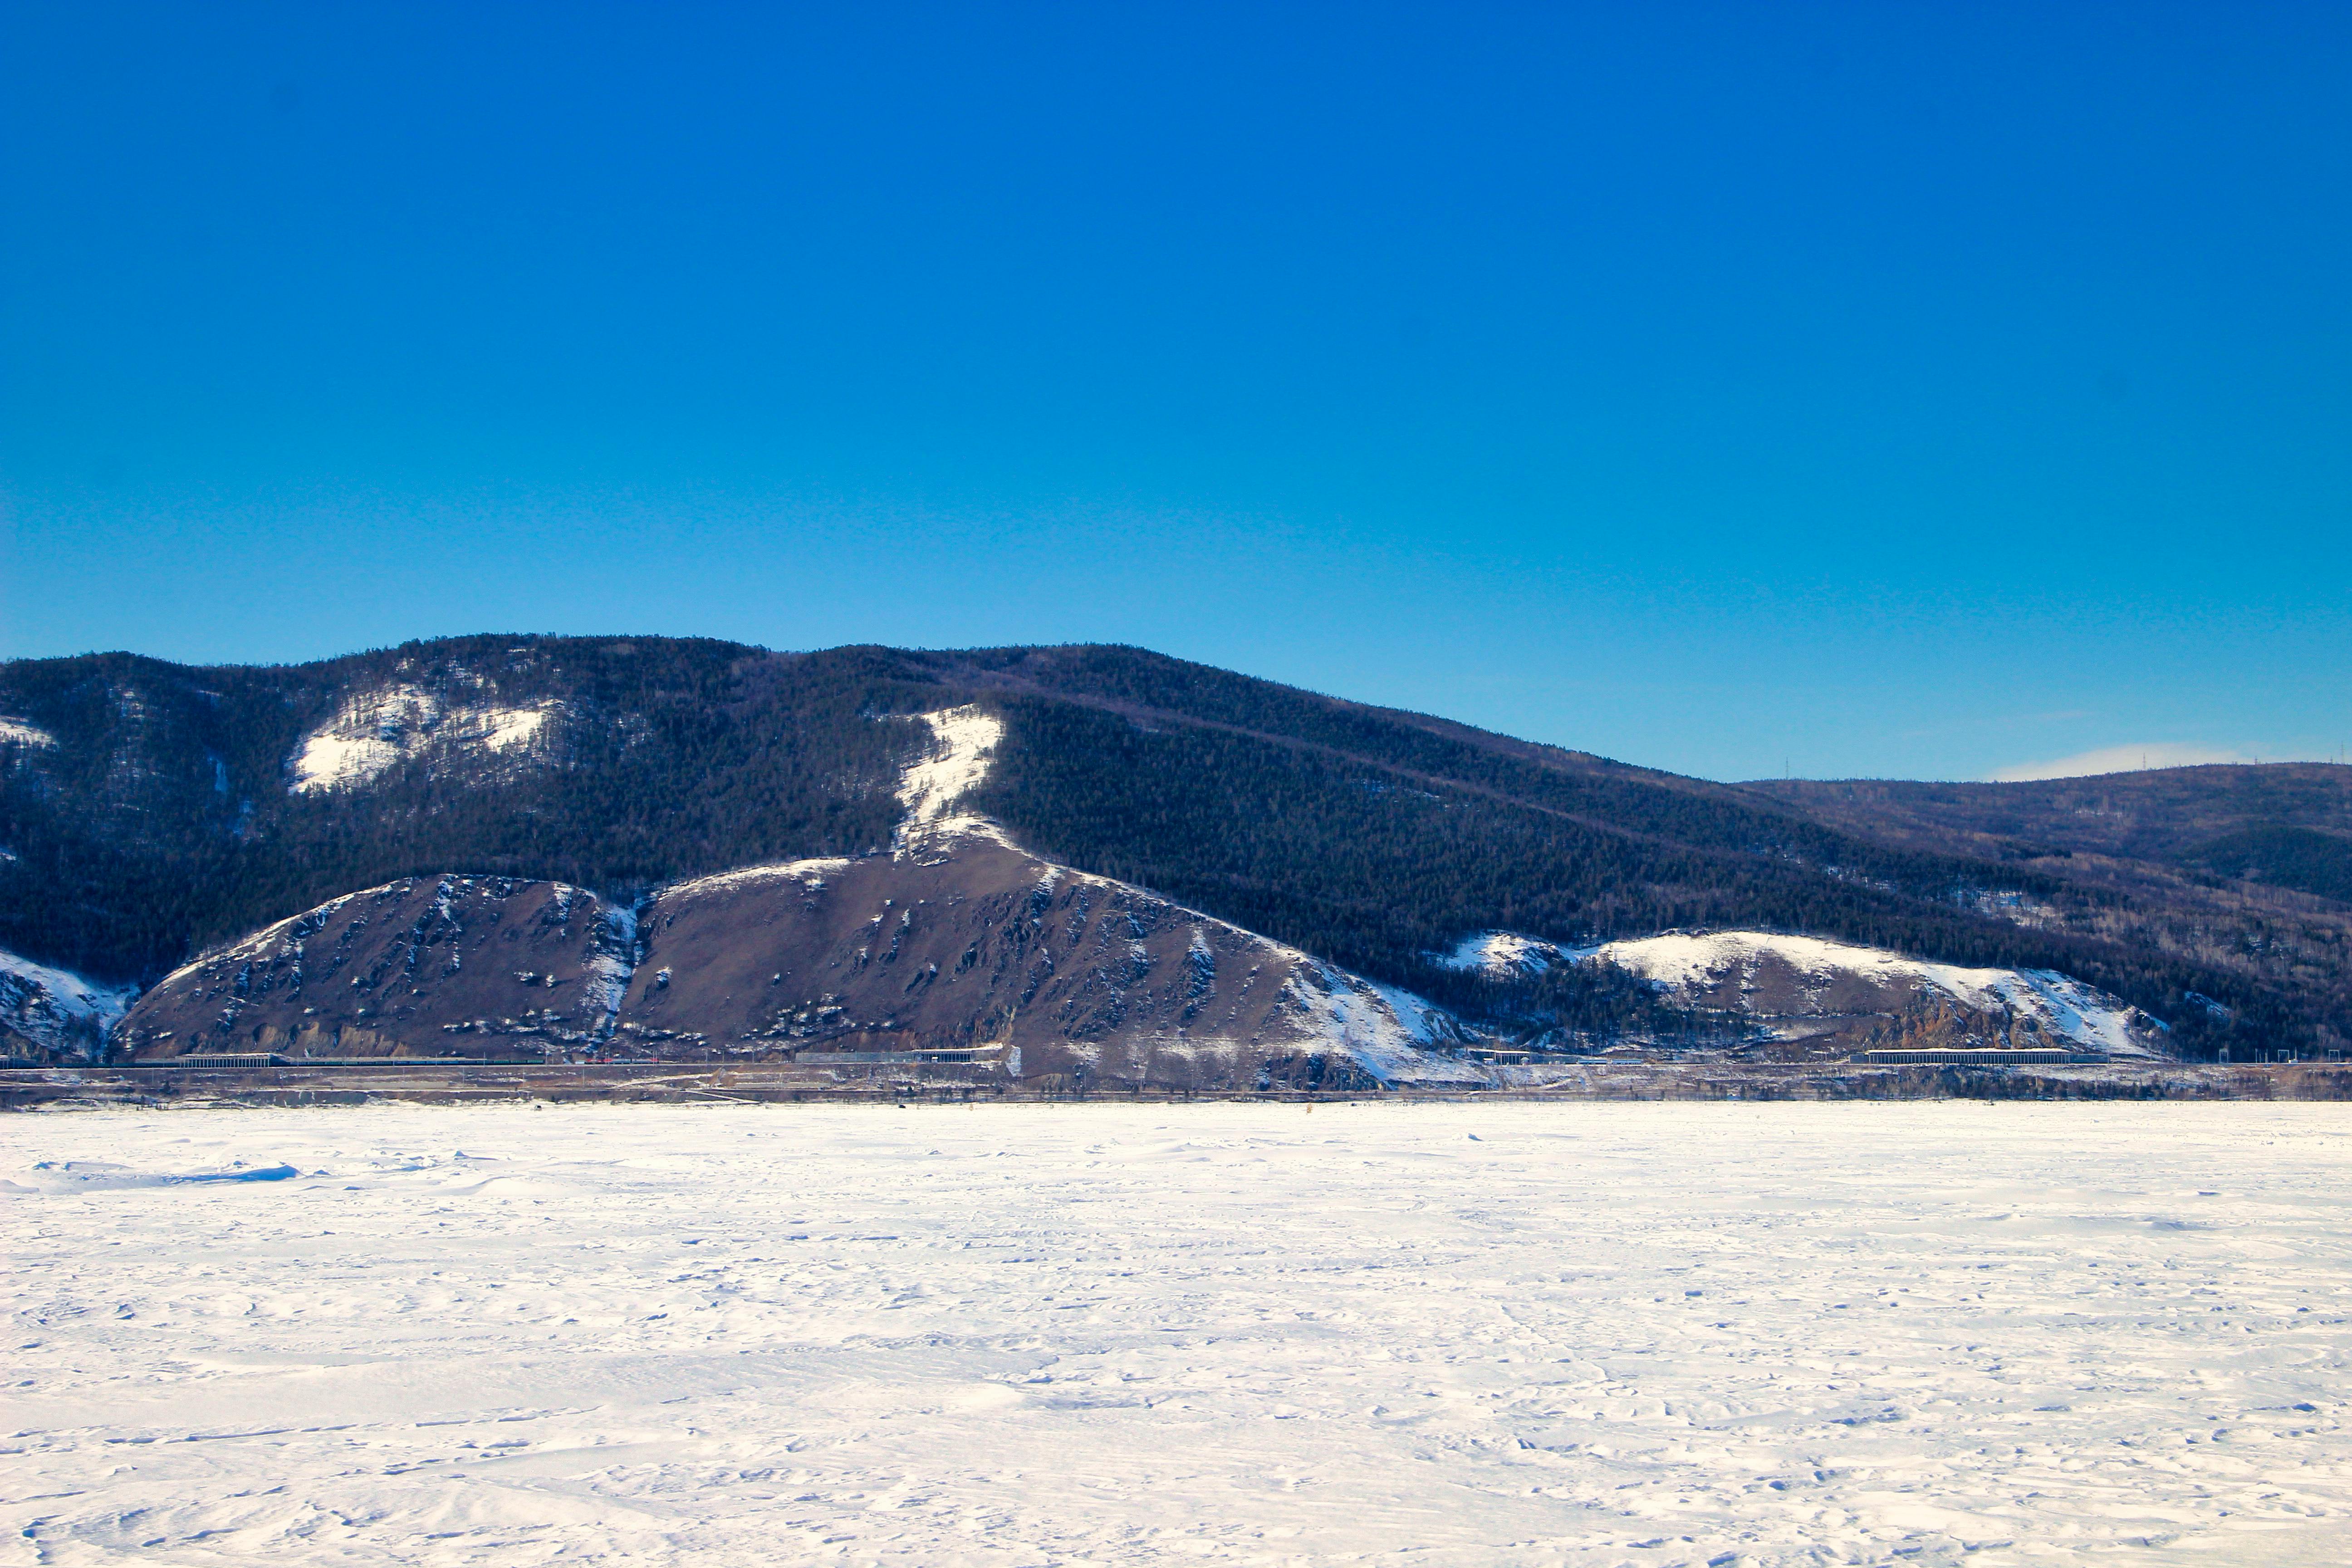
[1443, 927, 2163, 1056]
[6, 1101, 2351, 1566]
[0, 947, 137, 1062]
[1593, 930, 2165, 1056]
[288, 684, 565, 792]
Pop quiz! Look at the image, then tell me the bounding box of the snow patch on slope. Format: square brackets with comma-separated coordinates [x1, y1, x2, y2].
[1444, 931, 1562, 978]
[291, 686, 441, 789]
[1272, 965, 1482, 1085]
[896, 706, 1004, 828]
[0, 717, 57, 749]
[661, 858, 855, 900]
[479, 704, 556, 751]
[289, 687, 564, 792]
[0, 948, 137, 1062]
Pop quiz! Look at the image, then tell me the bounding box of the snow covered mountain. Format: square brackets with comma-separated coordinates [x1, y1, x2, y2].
[8, 636, 2323, 1060]
[118, 709, 1487, 1088]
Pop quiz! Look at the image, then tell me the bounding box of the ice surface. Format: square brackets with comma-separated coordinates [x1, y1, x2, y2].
[587, 902, 640, 1031]
[8, 1102, 2350, 1567]
[5, 1159, 299, 1193]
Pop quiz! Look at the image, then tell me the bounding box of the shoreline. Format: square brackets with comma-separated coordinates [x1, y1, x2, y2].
[10, 1056, 2352, 1109]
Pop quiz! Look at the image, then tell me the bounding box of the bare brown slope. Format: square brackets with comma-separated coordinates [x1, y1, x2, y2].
[118, 877, 630, 1060]
[615, 823, 1464, 1090]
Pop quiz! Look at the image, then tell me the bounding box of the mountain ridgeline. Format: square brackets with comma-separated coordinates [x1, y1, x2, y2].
[0, 636, 2343, 1059]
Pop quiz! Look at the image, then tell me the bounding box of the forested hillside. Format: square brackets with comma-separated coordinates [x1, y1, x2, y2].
[1, 637, 2339, 1056]
[0, 638, 935, 981]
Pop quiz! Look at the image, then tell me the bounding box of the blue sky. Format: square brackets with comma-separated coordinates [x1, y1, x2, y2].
[3, 3, 2346, 782]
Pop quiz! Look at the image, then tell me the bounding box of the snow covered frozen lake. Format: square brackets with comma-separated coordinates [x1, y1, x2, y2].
[8, 1101, 2351, 1567]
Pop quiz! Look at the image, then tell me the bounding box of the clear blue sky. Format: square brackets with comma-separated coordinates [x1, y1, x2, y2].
[3, 3, 2346, 782]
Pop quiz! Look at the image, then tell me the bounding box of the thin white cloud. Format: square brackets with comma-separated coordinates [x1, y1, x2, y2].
[1989, 743, 2266, 783]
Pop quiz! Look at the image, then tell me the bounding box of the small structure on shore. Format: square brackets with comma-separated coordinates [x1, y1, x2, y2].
[1863, 1047, 2087, 1065]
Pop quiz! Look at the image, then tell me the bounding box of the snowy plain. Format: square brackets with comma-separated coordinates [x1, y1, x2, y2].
[7, 1102, 2351, 1568]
